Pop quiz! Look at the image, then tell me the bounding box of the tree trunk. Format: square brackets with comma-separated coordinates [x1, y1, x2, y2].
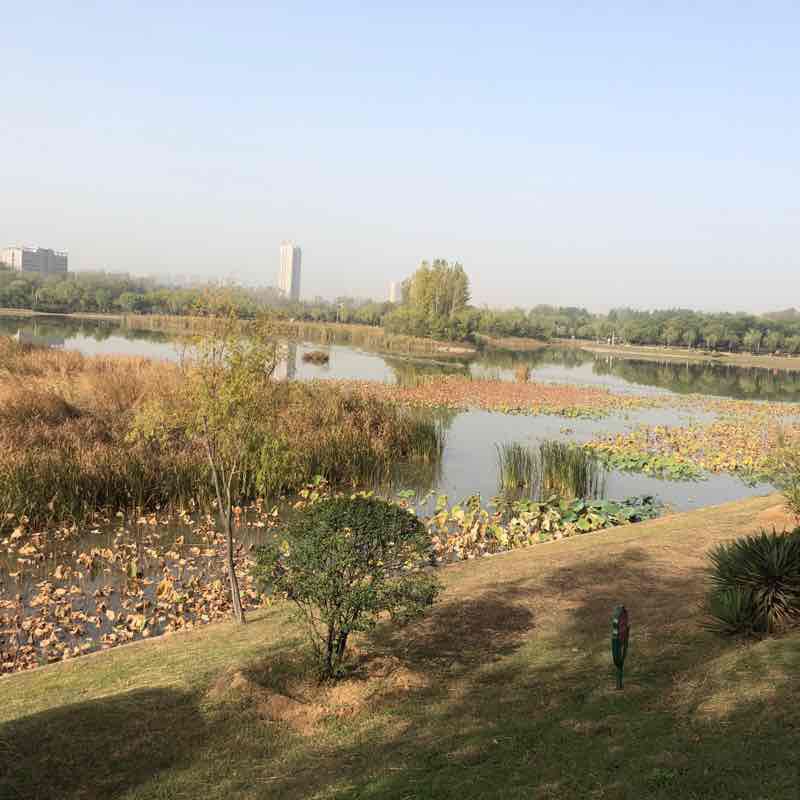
[206, 442, 246, 624]
[324, 624, 336, 678]
[335, 631, 349, 667]
[223, 508, 246, 624]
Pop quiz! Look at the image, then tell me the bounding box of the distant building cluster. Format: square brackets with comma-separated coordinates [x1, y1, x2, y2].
[1, 246, 68, 275]
[278, 241, 302, 301]
[388, 281, 401, 303]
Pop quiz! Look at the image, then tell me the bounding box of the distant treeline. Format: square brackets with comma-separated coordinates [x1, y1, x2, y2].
[0, 267, 393, 325]
[3, 263, 800, 354]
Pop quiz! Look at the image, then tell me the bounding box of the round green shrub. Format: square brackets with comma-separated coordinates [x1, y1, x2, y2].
[255, 496, 441, 678]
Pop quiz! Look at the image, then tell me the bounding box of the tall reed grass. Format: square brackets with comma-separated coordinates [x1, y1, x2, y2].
[496, 440, 605, 500]
[0, 338, 446, 531]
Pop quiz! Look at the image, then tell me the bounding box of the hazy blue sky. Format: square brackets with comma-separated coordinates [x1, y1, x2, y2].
[2, 2, 798, 310]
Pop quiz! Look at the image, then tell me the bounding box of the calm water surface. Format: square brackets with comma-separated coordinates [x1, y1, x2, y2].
[2, 315, 791, 513]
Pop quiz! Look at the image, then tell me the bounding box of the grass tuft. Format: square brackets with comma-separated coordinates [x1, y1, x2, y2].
[497, 439, 605, 500]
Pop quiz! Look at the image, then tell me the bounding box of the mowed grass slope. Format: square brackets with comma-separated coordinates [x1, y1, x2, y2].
[2, 494, 799, 800]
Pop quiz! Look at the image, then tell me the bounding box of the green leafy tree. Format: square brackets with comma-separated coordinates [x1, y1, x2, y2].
[784, 335, 800, 355]
[663, 324, 683, 347]
[743, 328, 763, 354]
[764, 330, 783, 353]
[703, 325, 722, 350]
[256, 496, 442, 678]
[386, 259, 472, 341]
[94, 288, 113, 311]
[115, 291, 145, 313]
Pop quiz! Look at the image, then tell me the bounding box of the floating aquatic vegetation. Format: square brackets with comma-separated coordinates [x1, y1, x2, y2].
[0, 508, 273, 674]
[334, 376, 658, 419]
[1, 485, 662, 674]
[301, 350, 330, 365]
[421, 493, 661, 561]
[586, 415, 800, 481]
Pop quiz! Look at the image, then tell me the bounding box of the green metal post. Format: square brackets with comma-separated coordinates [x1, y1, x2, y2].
[611, 605, 629, 691]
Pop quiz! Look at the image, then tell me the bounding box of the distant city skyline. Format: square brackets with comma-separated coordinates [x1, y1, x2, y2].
[1, 245, 68, 275]
[2, 4, 800, 312]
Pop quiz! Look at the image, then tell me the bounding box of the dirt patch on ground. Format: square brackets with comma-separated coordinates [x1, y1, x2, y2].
[209, 653, 429, 736]
[208, 668, 327, 736]
[321, 654, 429, 715]
[256, 690, 326, 735]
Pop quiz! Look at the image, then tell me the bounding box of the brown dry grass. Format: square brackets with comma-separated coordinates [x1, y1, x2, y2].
[0, 338, 443, 529]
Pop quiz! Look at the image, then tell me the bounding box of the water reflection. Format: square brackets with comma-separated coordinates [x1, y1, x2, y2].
[274, 341, 298, 380]
[591, 355, 800, 402]
[14, 328, 65, 348]
[473, 347, 800, 402]
[4, 314, 800, 403]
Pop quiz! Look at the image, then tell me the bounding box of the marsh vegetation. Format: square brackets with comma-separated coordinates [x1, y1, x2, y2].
[496, 440, 605, 500]
[301, 349, 330, 364]
[0, 337, 445, 532]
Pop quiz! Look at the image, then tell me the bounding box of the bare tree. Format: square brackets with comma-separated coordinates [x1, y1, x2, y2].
[135, 304, 279, 623]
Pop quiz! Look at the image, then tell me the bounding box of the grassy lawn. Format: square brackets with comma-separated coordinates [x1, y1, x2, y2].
[1, 494, 798, 799]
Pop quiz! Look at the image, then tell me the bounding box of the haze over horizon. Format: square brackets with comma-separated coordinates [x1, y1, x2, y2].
[2, 2, 798, 313]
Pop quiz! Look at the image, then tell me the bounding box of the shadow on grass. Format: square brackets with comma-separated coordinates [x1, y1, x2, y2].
[263, 546, 800, 800]
[372, 587, 536, 670]
[0, 687, 206, 800]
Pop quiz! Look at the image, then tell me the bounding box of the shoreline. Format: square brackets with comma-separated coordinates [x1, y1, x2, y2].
[0, 308, 124, 322]
[549, 337, 800, 371]
[0, 308, 478, 358]
[4, 307, 800, 370]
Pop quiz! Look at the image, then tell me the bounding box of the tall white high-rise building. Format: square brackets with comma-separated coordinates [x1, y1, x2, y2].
[278, 241, 302, 301]
[388, 281, 401, 303]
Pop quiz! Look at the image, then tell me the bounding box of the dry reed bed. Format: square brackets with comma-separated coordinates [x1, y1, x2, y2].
[121, 314, 476, 356]
[0, 340, 443, 531]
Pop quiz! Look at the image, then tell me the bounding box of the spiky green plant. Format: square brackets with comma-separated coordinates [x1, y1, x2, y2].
[706, 528, 800, 635]
[771, 431, 800, 522]
[705, 587, 760, 636]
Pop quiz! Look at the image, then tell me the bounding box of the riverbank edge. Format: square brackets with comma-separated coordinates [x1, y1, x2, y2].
[0, 308, 479, 358]
[6, 307, 800, 370]
[557, 337, 800, 370]
[0, 491, 788, 682]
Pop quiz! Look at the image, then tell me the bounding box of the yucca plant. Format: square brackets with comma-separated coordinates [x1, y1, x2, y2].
[771, 433, 800, 522]
[706, 528, 800, 635]
[705, 587, 760, 636]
